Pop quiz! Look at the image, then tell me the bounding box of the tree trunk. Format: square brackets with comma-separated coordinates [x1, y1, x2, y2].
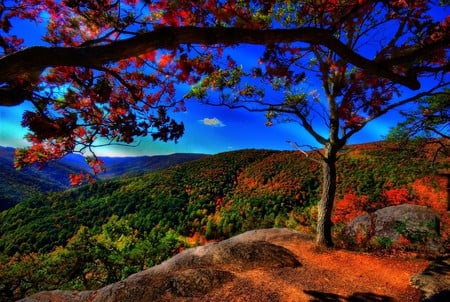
[315, 148, 337, 247]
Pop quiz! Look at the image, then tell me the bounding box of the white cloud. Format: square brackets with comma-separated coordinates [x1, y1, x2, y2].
[200, 117, 226, 127]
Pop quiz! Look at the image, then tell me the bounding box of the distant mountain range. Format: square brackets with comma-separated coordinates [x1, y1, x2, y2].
[0, 146, 207, 211]
[97, 153, 208, 179]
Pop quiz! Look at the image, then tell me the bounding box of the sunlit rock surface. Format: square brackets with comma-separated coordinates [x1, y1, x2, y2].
[20, 228, 303, 302]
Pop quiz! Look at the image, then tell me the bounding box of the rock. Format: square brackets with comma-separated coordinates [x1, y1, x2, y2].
[20, 228, 301, 302]
[345, 213, 372, 237]
[345, 204, 441, 250]
[410, 258, 450, 301]
[17, 290, 95, 302]
[168, 268, 235, 297]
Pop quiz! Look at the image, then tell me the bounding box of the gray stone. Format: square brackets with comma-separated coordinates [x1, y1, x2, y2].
[345, 213, 372, 237]
[345, 204, 441, 250]
[410, 258, 450, 301]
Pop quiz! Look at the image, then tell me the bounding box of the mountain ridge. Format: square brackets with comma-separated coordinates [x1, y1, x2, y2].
[0, 145, 208, 211]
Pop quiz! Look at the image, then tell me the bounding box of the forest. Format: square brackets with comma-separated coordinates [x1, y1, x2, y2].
[0, 146, 207, 210]
[0, 139, 448, 301]
[1, 0, 447, 250]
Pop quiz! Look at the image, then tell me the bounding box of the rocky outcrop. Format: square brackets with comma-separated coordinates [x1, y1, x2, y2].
[345, 204, 441, 251]
[20, 228, 304, 302]
[410, 258, 450, 301]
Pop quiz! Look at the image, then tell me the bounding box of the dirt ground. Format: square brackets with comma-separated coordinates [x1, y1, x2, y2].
[163, 232, 429, 302]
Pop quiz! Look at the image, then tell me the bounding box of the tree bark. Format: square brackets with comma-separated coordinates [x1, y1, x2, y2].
[315, 145, 337, 247]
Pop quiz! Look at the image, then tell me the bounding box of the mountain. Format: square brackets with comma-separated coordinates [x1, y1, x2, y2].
[96, 153, 208, 179]
[0, 143, 448, 301]
[0, 147, 87, 211]
[0, 146, 207, 211]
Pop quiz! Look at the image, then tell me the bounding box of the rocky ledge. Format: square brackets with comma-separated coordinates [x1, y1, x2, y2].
[20, 228, 304, 302]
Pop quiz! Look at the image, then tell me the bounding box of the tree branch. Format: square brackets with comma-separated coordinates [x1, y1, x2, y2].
[341, 83, 450, 142]
[0, 26, 428, 95]
[383, 35, 450, 67]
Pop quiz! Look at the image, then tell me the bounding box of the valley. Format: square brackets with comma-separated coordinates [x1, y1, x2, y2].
[0, 146, 207, 210]
[0, 140, 449, 301]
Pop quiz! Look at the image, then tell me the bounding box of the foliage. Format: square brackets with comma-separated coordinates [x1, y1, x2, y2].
[0, 147, 206, 211]
[0, 0, 447, 248]
[0, 144, 448, 299]
[389, 89, 450, 141]
[388, 90, 450, 164]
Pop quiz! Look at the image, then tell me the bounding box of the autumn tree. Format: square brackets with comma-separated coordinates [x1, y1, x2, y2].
[0, 0, 448, 246]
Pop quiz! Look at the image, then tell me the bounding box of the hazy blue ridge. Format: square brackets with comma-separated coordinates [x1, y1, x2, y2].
[0, 146, 208, 211]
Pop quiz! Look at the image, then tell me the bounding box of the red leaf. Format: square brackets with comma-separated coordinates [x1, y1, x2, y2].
[141, 50, 157, 62]
[69, 172, 84, 186]
[159, 54, 174, 68]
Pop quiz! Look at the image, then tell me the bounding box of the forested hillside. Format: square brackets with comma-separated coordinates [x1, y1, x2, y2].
[0, 146, 206, 211]
[0, 147, 90, 210]
[0, 142, 448, 301]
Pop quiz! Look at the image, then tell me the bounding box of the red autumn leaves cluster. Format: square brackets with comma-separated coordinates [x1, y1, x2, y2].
[333, 176, 448, 227]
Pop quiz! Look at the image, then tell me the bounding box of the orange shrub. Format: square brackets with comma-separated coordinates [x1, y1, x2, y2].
[411, 176, 447, 213]
[382, 187, 412, 206]
[410, 176, 449, 244]
[332, 192, 368, 224]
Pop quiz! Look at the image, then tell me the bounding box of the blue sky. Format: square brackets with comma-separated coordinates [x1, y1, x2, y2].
[0, 87, 399, 156]
[0, 6, 446, 157]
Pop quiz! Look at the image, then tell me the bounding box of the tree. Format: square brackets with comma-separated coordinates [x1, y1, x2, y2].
[1, 1, 448, 246]
[388, 89, 450, 163]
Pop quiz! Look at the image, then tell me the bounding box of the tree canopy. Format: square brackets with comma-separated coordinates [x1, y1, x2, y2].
[388, 89, 449, 163]
[0, 1, 448, 170]
[1, 0, 449, 246]
[389, 89, 449, 140]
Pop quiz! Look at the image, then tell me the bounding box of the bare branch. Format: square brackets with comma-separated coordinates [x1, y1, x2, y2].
[287, 140, 322, 163]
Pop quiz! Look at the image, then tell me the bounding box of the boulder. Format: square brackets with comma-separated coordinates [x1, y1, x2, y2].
[345, 204, 441, 250]
[410, 258, 450, 301]
[20, 228, 302, 302]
